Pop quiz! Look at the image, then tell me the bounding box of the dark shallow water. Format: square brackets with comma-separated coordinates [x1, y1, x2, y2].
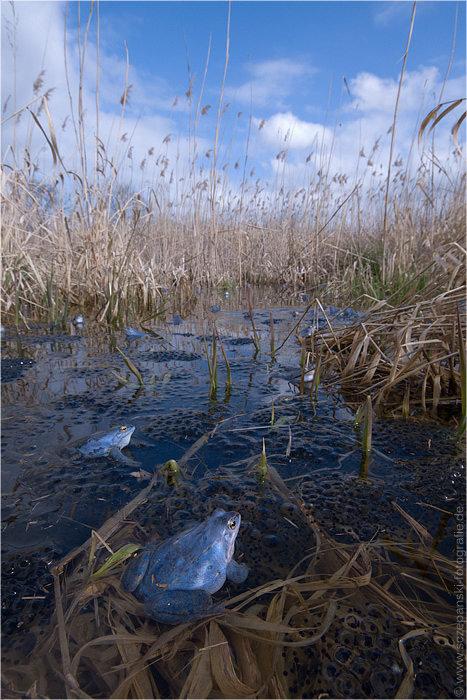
[1, 289, 465, 697]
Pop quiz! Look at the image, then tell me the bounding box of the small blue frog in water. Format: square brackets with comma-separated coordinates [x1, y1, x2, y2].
[122, 508, 248, 624]
[58, 425, 136, 464]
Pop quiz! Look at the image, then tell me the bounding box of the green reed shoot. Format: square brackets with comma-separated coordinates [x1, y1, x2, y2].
[162, 459, 182, 488]
[214, 322, 232, 386]
[359, 450, 371, 480]
[299, 363, 306, 395]
[247, 287, 261, 353]
[300, 338, 307, 368]
[203, 330, 218, 395]
[115, 346, 144, 386]
[255, 438, 268, 484]
[362, 395, 373, 452]
[271, 399, 275, 426]
[270, 312, 275, 358]
[309, 353, 322, 399]
[60, 294, 70, 328]
[210, 332, 218, 395]
[353, 403, 365, 427]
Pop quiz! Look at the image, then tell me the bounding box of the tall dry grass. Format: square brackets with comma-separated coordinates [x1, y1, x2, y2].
[1, 4, 465, 324]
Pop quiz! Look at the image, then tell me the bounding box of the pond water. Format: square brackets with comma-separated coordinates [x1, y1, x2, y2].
[1, 287, 465, 697]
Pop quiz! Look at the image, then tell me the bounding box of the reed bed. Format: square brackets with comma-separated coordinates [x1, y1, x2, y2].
[1, 2, 465, 324]
[301, 235, 466, 418]
[2, 142, 464, 326]
[2, 446, 461, 699]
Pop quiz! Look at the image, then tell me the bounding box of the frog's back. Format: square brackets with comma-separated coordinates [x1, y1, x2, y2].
[138, 521, 220, 591]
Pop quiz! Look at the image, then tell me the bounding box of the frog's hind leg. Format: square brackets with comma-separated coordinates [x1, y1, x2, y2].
[145, 590, 225, 625]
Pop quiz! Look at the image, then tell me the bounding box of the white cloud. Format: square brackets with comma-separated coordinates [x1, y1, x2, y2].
[228, 58, 316, 107]
[373, 2, 412, 27]
[1, 3, 463, 202]
[250, 62, 465, 193]
[255, 111, 333, 152]
[1, 2, 191, 184]
[2, 2, 65, 121]
[348, 67, 441, 114]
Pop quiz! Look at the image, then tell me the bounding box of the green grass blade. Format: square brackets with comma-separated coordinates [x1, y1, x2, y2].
[362, 395, 373, 452]
[247, 287, 261, 352]
[210, 331, 218, 396]
[116, 346, 144, 385]
[255, 439, 268, 484]
[402, 384, 410, 418]
[214, 322, 232, 386]
[90, 544, 141, 579]
[270, 312, 275, 358]
[110, 369, 129, 385]
[203, 332, 213, 379]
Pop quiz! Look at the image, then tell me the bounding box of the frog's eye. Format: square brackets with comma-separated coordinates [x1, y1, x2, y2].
[228, 517, 237, 530]
[120, 426, 127, 433]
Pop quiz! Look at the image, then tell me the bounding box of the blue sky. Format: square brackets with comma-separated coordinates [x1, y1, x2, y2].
[2, 1, 465, 196]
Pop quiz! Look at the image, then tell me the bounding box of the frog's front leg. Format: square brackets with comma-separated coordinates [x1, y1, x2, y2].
[108, 446, 139, 465]
[145, 589, 225, 625]
[226, 559, 248, 583]
[121, 547, 154, 593]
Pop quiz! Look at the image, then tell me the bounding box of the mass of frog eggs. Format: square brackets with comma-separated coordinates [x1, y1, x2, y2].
[1, 357, 37, 383]
[1, 546, 58, 666]
[280, 602, 458, 698]
[120, 475, 314, 590]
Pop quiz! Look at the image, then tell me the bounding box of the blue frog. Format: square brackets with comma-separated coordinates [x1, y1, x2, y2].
[122, 508, 248, 624]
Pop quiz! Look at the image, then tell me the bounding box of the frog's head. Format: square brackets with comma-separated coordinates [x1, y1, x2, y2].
[208, 508, 242, 561]
[108, 425, 135, 449]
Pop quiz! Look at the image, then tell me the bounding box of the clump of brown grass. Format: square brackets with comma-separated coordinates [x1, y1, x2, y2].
[308, 236, 466, 416]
